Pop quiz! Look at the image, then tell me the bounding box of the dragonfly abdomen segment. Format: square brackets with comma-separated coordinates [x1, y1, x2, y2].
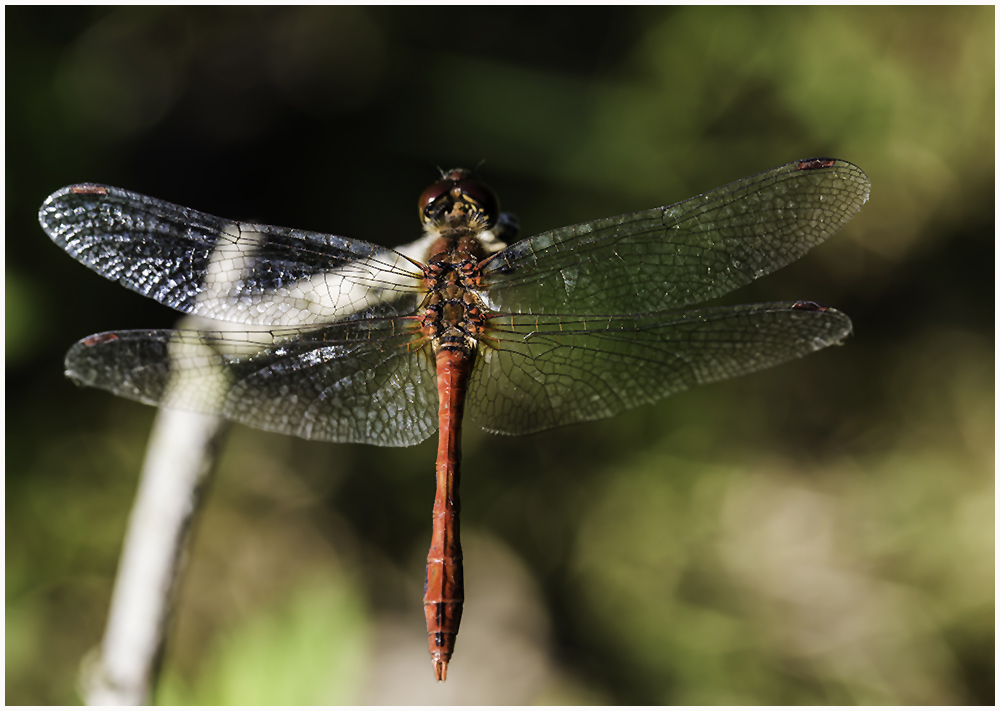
[424, 347, 472, 681]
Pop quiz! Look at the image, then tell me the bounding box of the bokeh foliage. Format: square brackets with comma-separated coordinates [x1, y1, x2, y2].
[6, 6, 993, 704]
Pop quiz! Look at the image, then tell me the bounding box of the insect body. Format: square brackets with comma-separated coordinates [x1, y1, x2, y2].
[40, 159, 869, 679]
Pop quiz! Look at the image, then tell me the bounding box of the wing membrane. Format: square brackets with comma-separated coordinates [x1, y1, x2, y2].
[65, 318, 438, 446]
[480, 159, 868, 315]
[467, 303, 851, 435]
[40, 184, 429, 326]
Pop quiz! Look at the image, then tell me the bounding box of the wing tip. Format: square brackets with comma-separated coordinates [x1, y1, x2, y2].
[794, 156, 871, 206]
[789, 301, 853, 347]
[39, 183, 115, 236]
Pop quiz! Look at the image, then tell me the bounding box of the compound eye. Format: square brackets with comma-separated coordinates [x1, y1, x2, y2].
[418, 179, 453, 222]
[451, 178, 499, 227]
[418, 169, 500, 229]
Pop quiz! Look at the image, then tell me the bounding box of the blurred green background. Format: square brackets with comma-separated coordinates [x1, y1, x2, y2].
[6, 6, 993, 705]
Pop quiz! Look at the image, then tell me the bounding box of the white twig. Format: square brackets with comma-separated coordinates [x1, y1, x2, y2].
[81, 406, 228, 705]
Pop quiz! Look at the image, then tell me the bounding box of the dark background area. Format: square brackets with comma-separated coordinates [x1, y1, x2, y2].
[6, 7, 993, 704]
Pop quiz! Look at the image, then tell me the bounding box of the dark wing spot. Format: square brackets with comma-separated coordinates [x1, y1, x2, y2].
[82, 332, 120, 346]
[797, 158, 836, 170]
[791, 301, 828, 312]
[70, 185, 108, 195]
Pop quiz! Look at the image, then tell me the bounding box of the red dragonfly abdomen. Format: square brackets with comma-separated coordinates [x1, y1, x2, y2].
[424, 346, 472, 681]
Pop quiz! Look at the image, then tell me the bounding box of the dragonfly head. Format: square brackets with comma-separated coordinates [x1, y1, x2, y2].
[419, 168, 499, 232]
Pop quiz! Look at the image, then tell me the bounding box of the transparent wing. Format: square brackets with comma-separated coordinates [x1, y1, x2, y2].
[467, 302, 851, 436]
[65, 317, 438, 446]
[479, 159, 869, 315]
[39, 184, 430, 326]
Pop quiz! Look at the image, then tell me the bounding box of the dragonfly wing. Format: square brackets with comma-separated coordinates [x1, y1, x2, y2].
[39, 184, 431, 326]
[467, 303, 851, 436]
[479, 159, 868, 315]
[65, 318, 438, 446]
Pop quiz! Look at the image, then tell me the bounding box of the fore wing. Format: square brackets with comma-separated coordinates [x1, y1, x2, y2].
[467, 302, 851, 436]
[479, 159, 868, 315]
[65, 317, 438, 446]
[39, 184, 431, 326]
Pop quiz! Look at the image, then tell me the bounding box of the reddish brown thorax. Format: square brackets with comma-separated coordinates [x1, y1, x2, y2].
[417, 169, 497, 359]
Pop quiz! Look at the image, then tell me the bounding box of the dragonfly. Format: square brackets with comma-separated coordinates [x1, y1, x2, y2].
[40, 157, 869, 681]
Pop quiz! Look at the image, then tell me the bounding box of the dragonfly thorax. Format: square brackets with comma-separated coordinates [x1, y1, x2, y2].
[419, 254, 489, 356]
[418, 169, 497, 357]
